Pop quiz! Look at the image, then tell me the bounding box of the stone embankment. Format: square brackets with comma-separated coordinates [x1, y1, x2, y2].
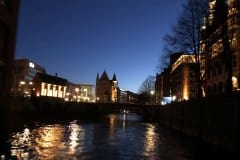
[142, 93, 240, 152]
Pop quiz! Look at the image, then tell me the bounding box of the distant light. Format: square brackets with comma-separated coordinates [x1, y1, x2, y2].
[150, 90, 155, 95]
[172, 96, 176, 101]
[201, 25, 206, 30]
[1, 155, 5, 160]
[75, 88, 79, 92]
[20, 81, 25, 85]
[232, 76, 238, 90]
[29, 62, 35, 68]
[161, 101, 166, 105]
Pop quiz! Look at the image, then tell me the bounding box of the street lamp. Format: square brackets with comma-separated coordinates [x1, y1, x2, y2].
[150, 90, 155, 104]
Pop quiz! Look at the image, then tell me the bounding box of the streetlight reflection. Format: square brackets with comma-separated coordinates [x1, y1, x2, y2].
[68, 120, 85, 155]
[143, 124, 159, 157]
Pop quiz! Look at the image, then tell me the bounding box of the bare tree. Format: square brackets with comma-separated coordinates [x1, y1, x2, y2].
[159, 0, 208, 98]
[138, 75, 155, 94]
[138, 75, 156, 104]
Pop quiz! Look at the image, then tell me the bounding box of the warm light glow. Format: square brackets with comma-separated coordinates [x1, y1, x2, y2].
[201, 25, 206, 30]
[143, 124, 158, 156]
[19, 81, 25, 85]
[10, 128, 32, 159]
[150, 90, 155, 95]
[109, 114, 117, 141]
[40, 83, 67, 98]
[68, 121, 84, 155]
[34, 125, 65, 159]
[41, 83, 46, 96]
[172, 95, 176, 101]
[29, 62, 35, 68]
[183, 67, 189, 101]
[172, 55, 195, 72]
[232, 76, 239, 90]
[75, 88, 79, 93]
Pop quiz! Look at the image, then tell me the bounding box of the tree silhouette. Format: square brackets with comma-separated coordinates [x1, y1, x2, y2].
[159, 0, 208, 98]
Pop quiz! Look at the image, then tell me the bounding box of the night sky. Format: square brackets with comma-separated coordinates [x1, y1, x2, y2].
[15, 0, 186, 93]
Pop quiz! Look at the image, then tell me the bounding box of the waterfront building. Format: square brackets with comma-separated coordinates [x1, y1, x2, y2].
[0, 0, 19, 106]
[200, 0, 240, 96]
[119, 89, 137, 104]
[66, 83, 95, 102]
[170, 53, 198, 101]
[12, 59, 46, 96]
[155, 67, 171, 104]
[33, 72, 68, 99]
[96, 70, 118, 103]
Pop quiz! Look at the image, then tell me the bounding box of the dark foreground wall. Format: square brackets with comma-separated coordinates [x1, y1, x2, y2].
[143, 93, 240, 152]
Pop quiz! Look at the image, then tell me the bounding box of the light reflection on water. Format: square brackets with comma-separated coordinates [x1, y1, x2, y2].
[10, 122, 86, 160]
[4, 113, 229, 160]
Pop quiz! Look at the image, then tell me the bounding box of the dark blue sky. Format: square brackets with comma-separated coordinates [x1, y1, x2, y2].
[16, 0, 186, 92]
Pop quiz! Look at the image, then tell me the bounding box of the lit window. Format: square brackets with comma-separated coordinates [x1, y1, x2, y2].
[232, 76, 239, 90]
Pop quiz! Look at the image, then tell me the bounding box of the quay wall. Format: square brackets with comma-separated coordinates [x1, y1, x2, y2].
[142, 94, 240, 152]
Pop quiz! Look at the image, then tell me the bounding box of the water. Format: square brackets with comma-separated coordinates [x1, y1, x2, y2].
[0, 113, 236, 160]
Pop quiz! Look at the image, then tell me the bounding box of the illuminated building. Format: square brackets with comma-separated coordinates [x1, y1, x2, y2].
[200, 0, 240, 96]
[95, 70, 118, 103]
[171, 53, 198, 101]
[118, 89, 137, 104]
[155, 67, 171, 104]
[33, 73, 68, 98]
[0, 0, 19, 106]
[12, 59, 46, 96]
[66, 83, 95, 102]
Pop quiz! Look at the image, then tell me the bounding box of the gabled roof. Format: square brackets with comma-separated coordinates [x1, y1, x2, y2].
[100, 70, 110, 80]
[35, 72, 68, 86]
[112, 73, 117, 81]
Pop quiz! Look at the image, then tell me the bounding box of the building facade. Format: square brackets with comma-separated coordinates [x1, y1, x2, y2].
[96, 71, 118, 103]
[200, 0, 240, 96]
[12, 59, 46, 96]
[118, 89, 137, 104]
[66, 83, 95, 102]
[155, 67, 171, 104]
[0, 0, 19, 107]
[33, 73, 68, 99]
[171, 53, 198, 101]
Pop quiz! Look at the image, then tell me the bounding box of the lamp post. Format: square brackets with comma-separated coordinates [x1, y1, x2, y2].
[150, 90, 155, 104]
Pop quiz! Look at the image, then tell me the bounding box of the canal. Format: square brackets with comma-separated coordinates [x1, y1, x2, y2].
[0, 112, 237, 160]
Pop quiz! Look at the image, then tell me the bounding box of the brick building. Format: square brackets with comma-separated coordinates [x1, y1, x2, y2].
[96, 70, 118, 103]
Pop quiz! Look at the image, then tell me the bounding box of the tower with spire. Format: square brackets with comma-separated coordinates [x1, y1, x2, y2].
[96, 70, 119, 102]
